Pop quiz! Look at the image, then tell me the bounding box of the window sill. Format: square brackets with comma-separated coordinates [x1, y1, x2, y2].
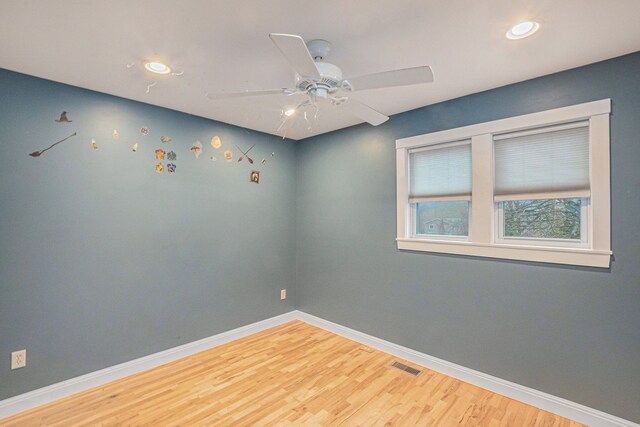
[396, 238, 611, 268]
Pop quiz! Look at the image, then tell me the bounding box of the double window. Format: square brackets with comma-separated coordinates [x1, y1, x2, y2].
[396, 100, 611, 267]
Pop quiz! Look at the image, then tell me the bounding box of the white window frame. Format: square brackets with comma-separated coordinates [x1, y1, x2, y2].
[396, 99, 611, 268]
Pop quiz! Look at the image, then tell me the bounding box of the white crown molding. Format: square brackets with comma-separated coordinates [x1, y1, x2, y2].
[1, 309, 637, 427]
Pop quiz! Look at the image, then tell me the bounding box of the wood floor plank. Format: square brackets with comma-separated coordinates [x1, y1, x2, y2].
[0, 321, 585, 426]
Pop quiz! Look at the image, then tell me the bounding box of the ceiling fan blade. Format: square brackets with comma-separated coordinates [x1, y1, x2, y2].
[207, 89, 287, 100]
[336, 98, 389, 126]
[345, 65, 434, 91]
[269, 33, 321, 79]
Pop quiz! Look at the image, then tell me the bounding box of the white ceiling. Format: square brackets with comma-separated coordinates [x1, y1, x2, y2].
[1, 1, 639, 140]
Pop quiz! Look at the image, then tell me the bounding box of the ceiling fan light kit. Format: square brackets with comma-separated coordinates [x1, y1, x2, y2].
[207, 33, 434, 133]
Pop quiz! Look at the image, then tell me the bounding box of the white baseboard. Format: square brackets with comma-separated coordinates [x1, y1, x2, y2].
[295, 311, 639, 427]
[2, 309, 637, 427]
[0, 311, 298, 419]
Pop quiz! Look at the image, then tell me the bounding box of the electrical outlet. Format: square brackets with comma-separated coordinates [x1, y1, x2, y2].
[280, 289, 286, 300]
[11, 350, 26, 370]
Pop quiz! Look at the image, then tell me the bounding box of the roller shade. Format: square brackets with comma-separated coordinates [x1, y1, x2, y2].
[494, 122, 590, 200]
[409, 142, 471, 202]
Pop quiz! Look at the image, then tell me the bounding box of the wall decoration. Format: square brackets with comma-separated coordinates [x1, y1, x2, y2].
[155, 163, 164, 173]
[250, 170, 260, 184]
[271, 152, 275, 157]
[211, 135, 222, 149]
[224, 150, 233, 162]
[155, 149, 166, 161]
[160, 136, 172, 143]
[261, 159, 267, 165]
[113, 130, 119, 140]
[191, 141, 203, 158]
[91, 139, 98, 150]
[167, 163, 176, 174]
[132, 143, 139, 152]
[236, 144, 255, 164]
[28, 132, 77, 157]
[55, 111, 72, 123]
[167, 151, 176, 161]
[210, 156, 217, 161]
[140, 127, 149, 136]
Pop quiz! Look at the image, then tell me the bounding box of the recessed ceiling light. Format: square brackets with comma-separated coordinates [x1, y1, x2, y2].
[506, 21, 540, 40]
[144, 61, 171, 74]
[284, 108, 296, 117]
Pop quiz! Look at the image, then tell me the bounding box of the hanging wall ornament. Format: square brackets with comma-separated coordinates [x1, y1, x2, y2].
[55, 112, 72, 123]
[236, 144, 255, 164]
[160, 136, 172, 143]
[261, 159, 267, 165]
[91, 139, 98, 150]
[250, 170, 260, 184]
[271, 152, 275, 157]
[155, 163, 164, 173]
[191, 141, 203, 158]
[155, 149, 166, 161]
[210, 156, 217, 161]
[210, 135, 222, 149]
[132, 143, 138, 152]
[167, 151, 176, 161]
[113, 130, 119, 140]
[28, 132, 77, 157]
[223, 150, 233, 162]
[167, 163, 176, 174]
[140, 127, 149, 136]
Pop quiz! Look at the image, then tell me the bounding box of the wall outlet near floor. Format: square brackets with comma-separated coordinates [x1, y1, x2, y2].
[280, 289, 286, 300]
[11, 349, 26, 370]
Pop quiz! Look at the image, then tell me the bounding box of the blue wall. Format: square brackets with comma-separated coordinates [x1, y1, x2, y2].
[296, 52, 640, 422]
[0, 69, 296, 399]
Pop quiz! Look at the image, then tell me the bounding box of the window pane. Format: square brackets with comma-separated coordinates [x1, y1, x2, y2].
[409, 142, 471, 199]
[503, 199, 582, 240]
[494, 124, 590, 196]
[416, 201, 469, 236]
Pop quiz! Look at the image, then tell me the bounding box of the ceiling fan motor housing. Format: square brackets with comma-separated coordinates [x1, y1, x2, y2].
[307, 39, 331, 60]
[296, 62, 343, 98]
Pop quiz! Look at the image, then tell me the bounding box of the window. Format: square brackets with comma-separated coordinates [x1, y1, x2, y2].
[493, 122, 590, 247]
[409, 141, 471, 239]
[416, 201, 469, 237]
[499, 198, 585, 241]
[396, 99, 611, 267]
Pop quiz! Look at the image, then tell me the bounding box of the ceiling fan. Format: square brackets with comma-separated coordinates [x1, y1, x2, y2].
[207, 33, 434, 127]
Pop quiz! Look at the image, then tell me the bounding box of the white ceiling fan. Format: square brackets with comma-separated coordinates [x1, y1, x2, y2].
[207, 33, 434, 127]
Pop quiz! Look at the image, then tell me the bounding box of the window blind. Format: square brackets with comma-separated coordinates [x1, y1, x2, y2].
[494, 123, 590, 201]
[409, 142, 471, 202]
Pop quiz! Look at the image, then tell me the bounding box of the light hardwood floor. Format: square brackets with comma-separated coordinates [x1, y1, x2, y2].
[1, 321, 584, 426]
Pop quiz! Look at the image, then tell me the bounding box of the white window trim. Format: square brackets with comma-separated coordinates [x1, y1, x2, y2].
[396, 99, 612, 268]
